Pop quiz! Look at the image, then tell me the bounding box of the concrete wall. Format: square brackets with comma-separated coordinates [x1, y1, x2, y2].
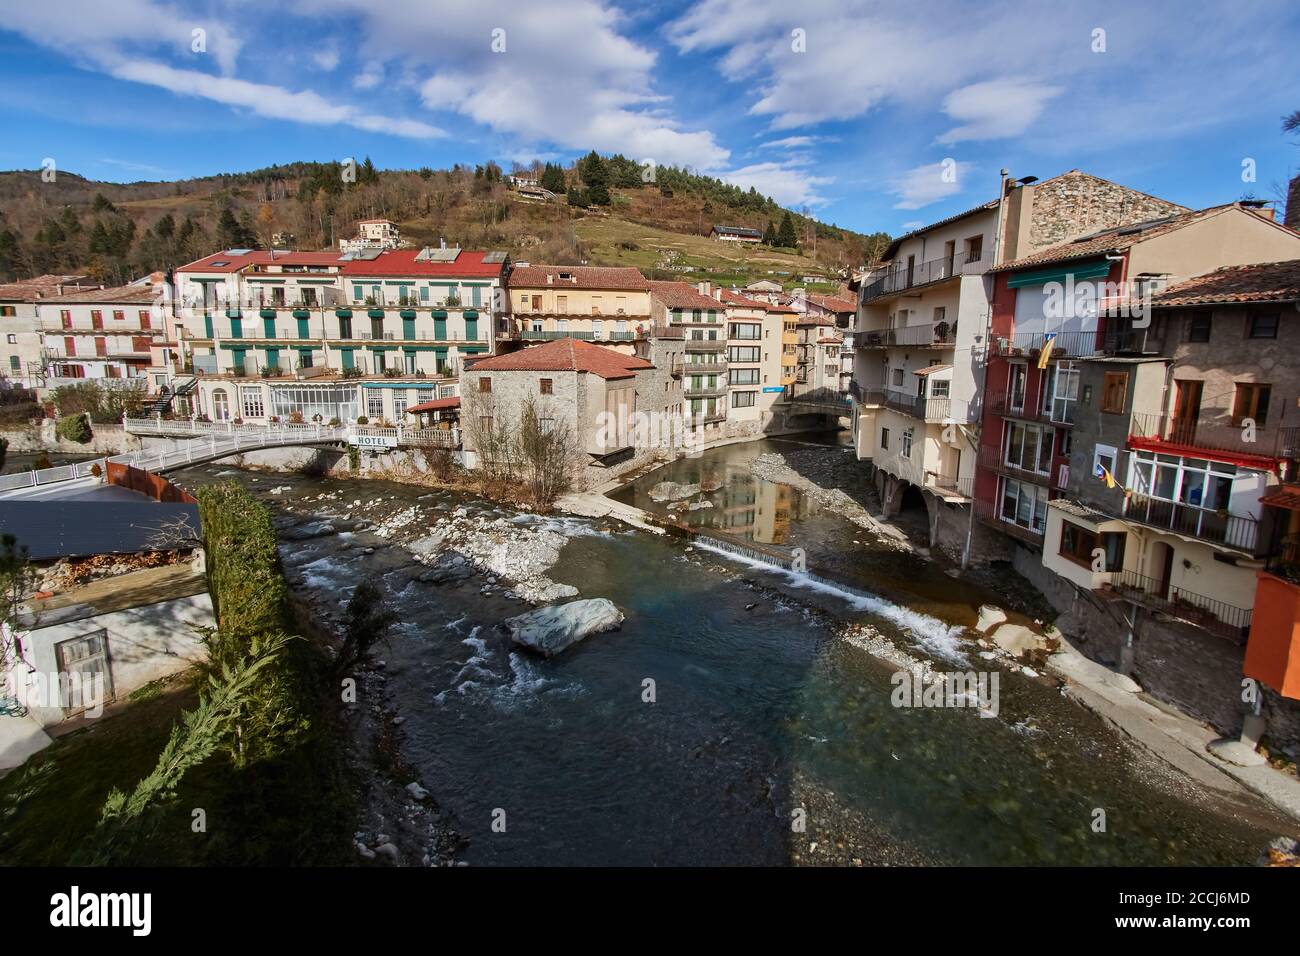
[15, 591, 212, 728]
[1129, 206, 1300, 284]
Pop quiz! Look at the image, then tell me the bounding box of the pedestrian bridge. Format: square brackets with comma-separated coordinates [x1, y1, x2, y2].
[0, 418, 464, 499]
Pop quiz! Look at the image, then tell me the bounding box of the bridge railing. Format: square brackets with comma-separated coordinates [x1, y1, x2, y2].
[123, 417, 338, 439]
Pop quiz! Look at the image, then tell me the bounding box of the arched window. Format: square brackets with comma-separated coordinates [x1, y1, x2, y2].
[212, 388, 230, 421]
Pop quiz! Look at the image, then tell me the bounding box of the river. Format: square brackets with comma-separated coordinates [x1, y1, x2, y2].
[173, 435, 1296, 866]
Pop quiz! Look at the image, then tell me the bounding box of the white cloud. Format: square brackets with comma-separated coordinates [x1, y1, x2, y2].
[353, 64, 383, 91]
[300, 0, 729, 169]
[759, 136, 816, 150]
[312, 48, 341, 71]
[936, 78, 1062, 145]
[891, 161, 970, 210]
[722, 161, 831, 207]
[4, 0, 443, 139]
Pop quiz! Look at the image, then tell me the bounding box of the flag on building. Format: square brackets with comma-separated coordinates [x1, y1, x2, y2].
[1037, 331, 1057, 370]
[1095, 462, 1117, 489]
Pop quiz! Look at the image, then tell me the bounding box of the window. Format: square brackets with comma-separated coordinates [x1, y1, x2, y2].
[5, 334, 14, 344]
[891, 368, 904, 387]
[8, 356, 19, 371]
[212, 388, 230, 421]
[999, 478, 1049, 534]
[393, 390, 408, 416]
[1232, 383, 1271, 426]
[1188, 312, 1211, 342]
[1249, 312, 1279, 339]
[138, 309, 151, 330]
[1047, 361, 1080, 423]
[113, 310, 125, 321]
[1101, 372, 1128, 413]
[1058, 522, 1124, 571]
[901, 430, 913, 458]
[540, 378, 553, 395]
[880, 427, 890, 450]
[367, 391, 384, 419]
[1005, 421, 1053, 474]
[733, 391, 756, 408]
[417, 388, 433, 404]
[240, 386, 265, 418]
[729, 346, 760, 363]
[730, 368, 760, 385]
[0, 306, 14, 317]
[1009, 363, 1027, 410]
[930, 379, 950, 398]
[1093, 444, 1118, 482]
[730, 323, 761, 340]
[478, 376, 492, 393]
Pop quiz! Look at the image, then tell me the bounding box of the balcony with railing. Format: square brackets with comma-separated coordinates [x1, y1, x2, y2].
[684, 337, 727, 352]
[860, 249, 983, 303]
[973, 495, 1045, 543]
[1129, 411, 1300, 463]
[855, 322, 957, 349]
[977, 444, 1063, 489]
[987, 391, 1076, 427]
[684, 383, 727, 398]
[878, 388, 973, 423]
[1101, 569, 1251, 643]
[681, 360, 728, 375]
[990, 330, 1103, 359]
[1122, 493, 1262, 554]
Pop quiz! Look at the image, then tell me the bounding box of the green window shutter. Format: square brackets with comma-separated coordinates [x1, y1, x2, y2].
[297, 317, 310, 338]
[340, 348, 355, 370]
[263, 317, 276, 338]
[204, 315, 214, 338]
[403, 317, 416, 339]
[230, 317, 243, 338]
[231, 347, 246, 372]
[265, 347, 280, 369]
[434, 316, 447, 339]
[464, 317, 477, 341]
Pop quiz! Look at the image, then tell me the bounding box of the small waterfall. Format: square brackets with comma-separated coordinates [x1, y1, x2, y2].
[690, 529, 792, 570]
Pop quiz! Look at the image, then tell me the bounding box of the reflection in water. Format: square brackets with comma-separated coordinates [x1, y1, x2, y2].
[170, 444, 1296, 867]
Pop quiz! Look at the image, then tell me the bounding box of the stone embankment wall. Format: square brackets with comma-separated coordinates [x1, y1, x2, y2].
[1012, 545, 1300, 757]
[0, 421, 141, 456]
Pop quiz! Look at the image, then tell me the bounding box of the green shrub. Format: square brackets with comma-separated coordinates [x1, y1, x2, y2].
[55, 414, 93, 444]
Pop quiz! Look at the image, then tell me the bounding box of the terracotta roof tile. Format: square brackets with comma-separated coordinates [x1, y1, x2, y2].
[506, 264, 649, 291]
[40, 284, 160, 305]
[647, 280, 722, 310]
[340, 249, 503, 278]
[468, 338, 653, 379]
[1152, 259, 1300, 307]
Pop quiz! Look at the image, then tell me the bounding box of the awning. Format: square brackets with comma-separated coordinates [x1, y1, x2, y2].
[1007, 259, 1112, 288]
[1261, 485, 1300, 511]
[913, 363, 952, 376]
[407, 397, 461, 413]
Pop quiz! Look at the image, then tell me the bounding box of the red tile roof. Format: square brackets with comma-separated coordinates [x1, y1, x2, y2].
[468, 338, 653, 379]
[407, 396, 461, 413]
[340, 249, 503, 278]
[40, 284, 160, 305]
[805, 292, 857, 313]
[0, 275, 98, 300]
[1152, 259, 1300, 307]
[718, 289, 769, 309]
[507, 264, 649, 291]
[647, 280, 722, 310]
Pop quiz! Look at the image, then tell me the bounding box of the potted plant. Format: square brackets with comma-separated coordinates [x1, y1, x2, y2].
[355, 415, 369, 425]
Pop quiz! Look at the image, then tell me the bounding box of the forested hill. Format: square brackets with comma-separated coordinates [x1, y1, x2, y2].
[0, 155, 890, 293]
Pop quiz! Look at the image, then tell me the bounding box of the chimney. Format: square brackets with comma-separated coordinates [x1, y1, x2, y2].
[439, 237, 446, 249]
[1286, 174, 1300, 231]
[697, 280, 712, 296]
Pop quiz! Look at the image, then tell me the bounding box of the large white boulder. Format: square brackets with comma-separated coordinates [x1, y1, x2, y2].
[506, 598, 625, 657]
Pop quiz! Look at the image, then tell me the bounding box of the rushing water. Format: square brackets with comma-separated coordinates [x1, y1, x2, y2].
[174, 438, 1296, 866]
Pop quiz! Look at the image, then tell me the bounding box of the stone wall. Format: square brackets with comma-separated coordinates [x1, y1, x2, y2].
[0, 421, 141, 455]
[1027, 171, 1186, 252]
[1012, 545, 1300, 755]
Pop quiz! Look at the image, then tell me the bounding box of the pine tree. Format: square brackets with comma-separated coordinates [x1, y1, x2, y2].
[776, 212, 798, 248]
[567, 186, 589, 208]
[762, 221, 777, 245]
[581, 152, 612, 205]
[539, 162, 566, 193]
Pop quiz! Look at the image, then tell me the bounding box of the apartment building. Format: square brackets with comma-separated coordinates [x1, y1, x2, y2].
[174, 247, 503, 425]
[507, 264, 654, 343]
[0, 274, 97, 390]
[793, 314, 843, 399]
[719, 289, 787, 429]
[37, 285, 168, 390]
[648, 280, 729, 436]
[852, 170, 1190, 555]
[977, 208, 1300, 729]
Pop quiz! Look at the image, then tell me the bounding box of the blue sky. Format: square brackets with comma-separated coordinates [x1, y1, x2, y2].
[1, 0, 1298, 238]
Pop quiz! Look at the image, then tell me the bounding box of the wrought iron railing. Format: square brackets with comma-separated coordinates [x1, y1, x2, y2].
[1122, 493, 1261, 553]
[861, 249, 982, 302]
[1129, 411, 1300, 460]
[1103, 568, 1251, 643]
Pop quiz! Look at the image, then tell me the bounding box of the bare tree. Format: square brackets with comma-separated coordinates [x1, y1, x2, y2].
[516, 397, 577, 507]
[461, 388, 518, 488]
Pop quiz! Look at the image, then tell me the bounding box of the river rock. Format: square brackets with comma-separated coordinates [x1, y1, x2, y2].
[506, 598, 625, 657]
[406, 782, 429, 801]
[975, 605, 1008, 633]
[281, 520, 337, 541]
[650, 481, 701, 503]
[989, 623, 1048, 657]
